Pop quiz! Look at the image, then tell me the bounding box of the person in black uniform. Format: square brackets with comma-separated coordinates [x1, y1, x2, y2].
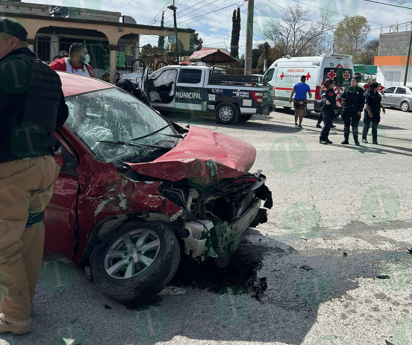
[319, 78, 338, 144]
[362, 81, 386, 144]
[340, 78, 364, 146]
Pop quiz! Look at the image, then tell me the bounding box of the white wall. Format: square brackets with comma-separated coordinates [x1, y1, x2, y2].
[377, 65, 412, 87]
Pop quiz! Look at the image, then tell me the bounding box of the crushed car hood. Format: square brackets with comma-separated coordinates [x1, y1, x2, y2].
[126, 126, 256, 181]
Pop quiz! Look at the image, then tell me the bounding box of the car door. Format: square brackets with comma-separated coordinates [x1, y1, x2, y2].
[145, 68, 178, 107]
[393, 87, 407, 108]
[175, 68, 207, 112]
[44, 132, 80, 260]
[380, 86, 396, 106]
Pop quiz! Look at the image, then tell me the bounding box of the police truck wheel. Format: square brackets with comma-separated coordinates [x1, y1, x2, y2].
[89, 221, 180, 306]
[238, 114, 253, 122]
[401, 101, 410, 112]
[216, 103, 239, 124]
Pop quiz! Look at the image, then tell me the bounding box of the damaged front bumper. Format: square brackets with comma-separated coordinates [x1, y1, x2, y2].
[176, 173, 273, 259]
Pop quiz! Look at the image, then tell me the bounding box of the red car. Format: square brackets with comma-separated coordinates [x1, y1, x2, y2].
[44, 72, 273, 306]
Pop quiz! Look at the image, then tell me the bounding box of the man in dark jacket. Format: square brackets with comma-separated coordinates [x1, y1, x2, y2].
[340, 78, 364, 146]
[0, 18, 68, 335]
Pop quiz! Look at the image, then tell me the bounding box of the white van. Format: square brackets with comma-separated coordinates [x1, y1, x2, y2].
[261, 54, 354, 114]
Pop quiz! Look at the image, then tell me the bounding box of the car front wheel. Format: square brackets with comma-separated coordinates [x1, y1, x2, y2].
[401, 101, 410, 112]
[90, 221, 180, 306]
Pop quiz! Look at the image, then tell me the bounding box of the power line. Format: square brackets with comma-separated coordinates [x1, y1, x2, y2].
[363, 0, 412, 10]
[177, 2, 245, 25]
[163, 0, 223, 26]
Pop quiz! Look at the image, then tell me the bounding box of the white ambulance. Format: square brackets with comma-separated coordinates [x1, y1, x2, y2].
[261, 54, 355, 114]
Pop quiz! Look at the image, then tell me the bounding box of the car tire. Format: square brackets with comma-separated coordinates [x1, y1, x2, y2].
[401, 101, 410, 112]
[215, 102, 239, 124]
[238, 114, 253, 122]
[90, 221, 180, 306]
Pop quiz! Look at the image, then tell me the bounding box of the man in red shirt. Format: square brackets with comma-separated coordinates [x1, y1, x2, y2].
[49, 42, 95, 77]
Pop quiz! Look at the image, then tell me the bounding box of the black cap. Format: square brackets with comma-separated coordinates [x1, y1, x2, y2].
[0, 18, 28, 42]
[115, 79, 136, 93]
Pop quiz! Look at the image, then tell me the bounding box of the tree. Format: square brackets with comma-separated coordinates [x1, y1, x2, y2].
[356, 38, 379, 65]
[189, 30, 203, 52]
[257, 43, 285, 68]
[141, 44, 152, 56]
[157, 11, 165, 52]
[230, 7, 241, 58]
[262, 4, 334, 57]
[334, 15, 370, 63]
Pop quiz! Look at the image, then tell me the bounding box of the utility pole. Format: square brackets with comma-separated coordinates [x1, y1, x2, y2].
[244, 0, 254, 75]
[404, 22, 412, 86]
[168, 0, 179, 63]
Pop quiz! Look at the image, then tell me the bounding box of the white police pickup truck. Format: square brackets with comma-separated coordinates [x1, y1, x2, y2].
[140, 65, 274, 124]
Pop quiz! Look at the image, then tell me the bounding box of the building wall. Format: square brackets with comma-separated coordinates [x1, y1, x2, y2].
[376, 65, 412, 87]
[378, 31, 412, 56]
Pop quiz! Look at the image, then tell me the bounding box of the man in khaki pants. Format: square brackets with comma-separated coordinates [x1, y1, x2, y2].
[0, 18, 68, 334]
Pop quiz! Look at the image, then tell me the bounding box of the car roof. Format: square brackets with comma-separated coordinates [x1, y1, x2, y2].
[58, 72, 114, 97]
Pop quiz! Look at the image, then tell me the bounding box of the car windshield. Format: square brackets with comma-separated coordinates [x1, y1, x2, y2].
[65, 88, 178, 163]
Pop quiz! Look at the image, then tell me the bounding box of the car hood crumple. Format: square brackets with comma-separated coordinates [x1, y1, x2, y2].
[125, 125, 256, 182]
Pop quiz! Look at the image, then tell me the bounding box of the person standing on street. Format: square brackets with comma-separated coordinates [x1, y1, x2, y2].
[50, 42, 95, 77]
[362, 81, 385, 144]
[289, 75, 312, 129]
[340, 78, 364, 146]
[319, 78, 338, 145]
[0, 18, 69, 335]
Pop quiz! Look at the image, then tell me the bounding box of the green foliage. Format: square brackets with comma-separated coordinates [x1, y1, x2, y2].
[334, 15, 370, 63]
[189, 30, 203, 52]
[230, 7, 241, 58]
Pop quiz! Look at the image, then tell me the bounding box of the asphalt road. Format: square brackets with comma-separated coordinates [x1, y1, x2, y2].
[5, 107, 412, 345]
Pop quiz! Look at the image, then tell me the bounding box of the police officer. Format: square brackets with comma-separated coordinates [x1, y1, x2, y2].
[362, 81, 385, 144]
[0, 18, 68, 334]
[340, 78, 364, 146]
[319, 78, 338, 144]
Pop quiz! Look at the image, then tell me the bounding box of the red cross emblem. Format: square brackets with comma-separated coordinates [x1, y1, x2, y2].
[305, 72, 311, 81]
[343, 71, 350, 80]
[327, 70, 336, 80]
[280, 72, 285, 80]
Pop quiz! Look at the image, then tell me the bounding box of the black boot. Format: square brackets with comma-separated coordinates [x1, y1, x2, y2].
[341, 137, 349, 145]
[353, 127, 360, 146]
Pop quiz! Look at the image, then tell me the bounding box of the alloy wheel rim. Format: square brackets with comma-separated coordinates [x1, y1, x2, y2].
[104, 229, 161, 279]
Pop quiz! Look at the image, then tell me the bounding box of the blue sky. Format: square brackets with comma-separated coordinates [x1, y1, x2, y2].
[25, 0, 412, 56]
